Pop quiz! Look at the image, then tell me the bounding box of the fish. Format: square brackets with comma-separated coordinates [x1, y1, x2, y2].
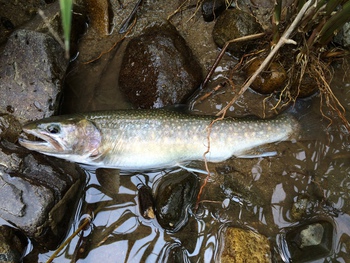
[18, 109, 300, 171]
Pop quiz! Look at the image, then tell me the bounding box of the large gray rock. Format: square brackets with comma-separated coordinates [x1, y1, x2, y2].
[0, 141, 86, 250]
[0, 29, 67, 123]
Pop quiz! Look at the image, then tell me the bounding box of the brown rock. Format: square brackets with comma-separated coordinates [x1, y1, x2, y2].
[213, 9, 263, 56]
[86, 0, 113, 36]
[221, 227, 271, 263]
[119, 21, 203, 109]
[246, 58, 287, 94]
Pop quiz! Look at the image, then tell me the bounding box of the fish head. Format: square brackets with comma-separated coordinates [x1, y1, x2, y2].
[19, 116, 102, 161]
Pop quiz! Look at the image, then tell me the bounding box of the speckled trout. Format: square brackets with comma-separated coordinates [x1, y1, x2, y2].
[19, 109, 300, 170]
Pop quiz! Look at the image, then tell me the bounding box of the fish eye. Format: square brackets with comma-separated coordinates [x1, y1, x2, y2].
[46, 124, 61, 134]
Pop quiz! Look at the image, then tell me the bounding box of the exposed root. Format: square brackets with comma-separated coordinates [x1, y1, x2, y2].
[195, 0, 349, 205]
[215, 0, 313, 117]
[311, 56, 350, 132]
[196, 114, 225, 209]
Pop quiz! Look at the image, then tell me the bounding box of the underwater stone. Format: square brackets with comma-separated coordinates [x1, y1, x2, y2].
[221, 227, 271, 263]
[154, 170, 199, 231]
[0, 225, 28, 263]
[300, 223, 324, 248]
[290, 196, 316, 221]
[138, 184, 155, 219]
[284, 220, 333, 262]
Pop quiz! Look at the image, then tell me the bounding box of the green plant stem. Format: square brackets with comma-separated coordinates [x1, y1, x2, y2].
[272, 0, 282, 46]
[59, 0, 73, 59]
[318, 0, 350, 45]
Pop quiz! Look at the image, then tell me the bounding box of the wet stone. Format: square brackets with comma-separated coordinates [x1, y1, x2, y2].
[0, 114, 22, 143]
[290, 196, 317, 221]
[0, 142, 86, 250]
[86, 0, 113, 36]
[202, 0, 226, 22]
[0, 225, 28, 263]
[221, 227, 271, 263]
[164, 244, 189, 263]
[119, 21, 203, 109]
[0, 29, 68, 123]
[245, 58, 287, 94]
[283, 221, 333, 262]
[334, 22, 350, 47]
[212, 9, 263, 57]
[290, 72, 319, 98]
[154, 170, 199, 231]
[138, 184, 155, 220]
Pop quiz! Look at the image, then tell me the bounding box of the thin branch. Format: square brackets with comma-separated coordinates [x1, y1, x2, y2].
[202, 32, 266, 89]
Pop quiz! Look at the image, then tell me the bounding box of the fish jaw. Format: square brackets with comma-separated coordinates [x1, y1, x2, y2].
[19, 127, 64, 153]
[19, 117, 103, 162]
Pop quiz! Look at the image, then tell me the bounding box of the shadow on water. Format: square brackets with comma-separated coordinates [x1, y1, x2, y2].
[39, 168, 223, 262]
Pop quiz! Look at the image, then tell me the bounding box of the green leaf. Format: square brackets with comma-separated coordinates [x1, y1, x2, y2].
[59, 0, 73, 58]
[318, 1, 350, 45]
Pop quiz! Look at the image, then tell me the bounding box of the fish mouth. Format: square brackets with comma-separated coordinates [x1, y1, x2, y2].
[19, 128, 63, 152]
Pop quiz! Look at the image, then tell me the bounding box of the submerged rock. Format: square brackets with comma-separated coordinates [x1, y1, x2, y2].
[0, 29, 68, 123]
[0, 141, 85, 250]
[212, 9, 263, 57]
[282, 220, 333, 262]
[138, 184, 155, 220]
[290, 196, 318, 221]
[221, 227, 271, 263]
[119, 21, 203, 109]
[0, 225, 28, 263]
[163, 244, 189, 263]
[154, 170, 199, 231]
